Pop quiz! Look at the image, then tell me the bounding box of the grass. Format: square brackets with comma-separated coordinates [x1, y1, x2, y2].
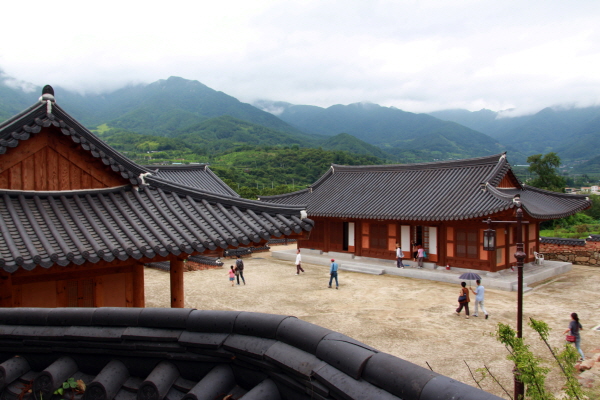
[540, 224, 600, 239]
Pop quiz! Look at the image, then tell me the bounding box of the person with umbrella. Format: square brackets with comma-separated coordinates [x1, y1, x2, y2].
[470, 279, 489, 319]
[455, 282, 470, 319]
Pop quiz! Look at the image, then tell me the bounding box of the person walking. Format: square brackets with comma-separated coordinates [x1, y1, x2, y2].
[228, 266, 236, 287]
[455, 282, 470, 319]
[470, 279, 489, 319]
[395, 243, 405, 268]
[328, 259, 339, 289]
[416, 246, 424, 269]
[563, 312, 585, 361]
[235, 255, 246, 285]
[295, 249, 305, 275]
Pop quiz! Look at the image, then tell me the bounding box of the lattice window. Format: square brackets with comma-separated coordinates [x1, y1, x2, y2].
[369, 223, 388, 249]
[456, 229, 478, 259]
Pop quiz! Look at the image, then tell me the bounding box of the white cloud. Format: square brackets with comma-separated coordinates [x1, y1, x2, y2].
[1, 0, 600, 114]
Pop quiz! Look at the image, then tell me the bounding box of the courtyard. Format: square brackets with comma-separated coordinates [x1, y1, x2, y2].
[144, 245, 600, 399]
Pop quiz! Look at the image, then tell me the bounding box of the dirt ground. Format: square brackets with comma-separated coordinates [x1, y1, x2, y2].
[144, 245, 600, 399]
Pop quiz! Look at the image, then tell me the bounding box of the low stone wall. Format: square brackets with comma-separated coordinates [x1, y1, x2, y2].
[540, 235, 600, 265]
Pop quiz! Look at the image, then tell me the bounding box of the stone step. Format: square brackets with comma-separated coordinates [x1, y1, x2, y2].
[339, 262, 385, 275]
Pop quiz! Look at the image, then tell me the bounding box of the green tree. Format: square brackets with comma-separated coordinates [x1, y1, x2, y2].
[492, 319, 584, 400]
[527, 153, 566, 192]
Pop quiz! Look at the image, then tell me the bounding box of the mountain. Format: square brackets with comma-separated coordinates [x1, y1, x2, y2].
[430, 106, 600, 163]
[320, 133, 391, 159]
[2, 74, 598, 167]
[255, 101, 507, 161]
[0, 76, 39, 120]
[0, 76, 394, 162]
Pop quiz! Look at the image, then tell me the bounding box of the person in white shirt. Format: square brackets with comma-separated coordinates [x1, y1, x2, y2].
[395, 243, 405, 269]
[470, 279, 489, 319]
[295, 249, 304, 275]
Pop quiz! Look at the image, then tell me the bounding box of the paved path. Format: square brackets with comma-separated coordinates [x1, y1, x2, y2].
[272, 247, 572, 291]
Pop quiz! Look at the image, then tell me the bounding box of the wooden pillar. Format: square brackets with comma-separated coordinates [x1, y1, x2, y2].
[0, 270, 13, 307]
[169, 256, 185, 308]
[133, 263, 145, 307]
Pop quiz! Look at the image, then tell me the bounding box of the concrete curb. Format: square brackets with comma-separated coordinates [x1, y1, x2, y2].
[273, 249, 573, 292]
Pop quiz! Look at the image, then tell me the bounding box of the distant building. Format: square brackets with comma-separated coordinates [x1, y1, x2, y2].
[261, 154, 590, 272]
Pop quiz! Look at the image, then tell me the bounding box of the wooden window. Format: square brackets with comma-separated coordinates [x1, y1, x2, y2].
[369, 223, 388, 249]
[456, 229, 478, 259]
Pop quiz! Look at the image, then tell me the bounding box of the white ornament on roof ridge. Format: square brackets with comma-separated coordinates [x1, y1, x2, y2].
[139, 172, 152, 185]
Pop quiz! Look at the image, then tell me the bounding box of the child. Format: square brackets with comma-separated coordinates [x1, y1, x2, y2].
[228, 266, 236, 287]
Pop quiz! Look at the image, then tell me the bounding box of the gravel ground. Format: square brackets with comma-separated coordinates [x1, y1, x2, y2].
[144, 245, 600, 399]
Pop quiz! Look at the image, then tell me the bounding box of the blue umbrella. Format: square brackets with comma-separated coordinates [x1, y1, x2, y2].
[459, 272, 482, 280]
[459, 272, 482, 287]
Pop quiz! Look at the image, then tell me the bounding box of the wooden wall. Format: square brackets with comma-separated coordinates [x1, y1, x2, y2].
[0, 127, 128, 190]
[0, 261, 145, 308]
[299, 213, 539, 272]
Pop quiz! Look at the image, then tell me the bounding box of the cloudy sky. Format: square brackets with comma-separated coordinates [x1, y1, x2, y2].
[2, 0, 600, 116]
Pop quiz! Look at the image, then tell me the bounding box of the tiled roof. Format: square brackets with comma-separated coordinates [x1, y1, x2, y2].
[0, 307, 502, 400]
[0, 184, 313, 273]
[586, 234, 600, 242]
[0, 88, 313, 272]
[260, 154, 591, 221]
[145, 164, 239, 197]
[540, 237, 586, 246]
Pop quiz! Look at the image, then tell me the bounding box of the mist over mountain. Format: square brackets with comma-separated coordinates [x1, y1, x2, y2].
[1, 73, 598, 167]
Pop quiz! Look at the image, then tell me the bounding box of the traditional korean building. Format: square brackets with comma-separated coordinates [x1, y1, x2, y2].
[0, 86, 313, 308]
[260, 154, 590, 272]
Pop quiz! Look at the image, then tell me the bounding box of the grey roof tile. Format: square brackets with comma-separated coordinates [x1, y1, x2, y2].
[0, 185, 313, 272]
[0, 308, 503, 400]
[261, 154, 590, 221]
[145, 165, 239, 197]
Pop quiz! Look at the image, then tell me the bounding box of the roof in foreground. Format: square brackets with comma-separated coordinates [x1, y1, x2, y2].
[0, 307, 502, 400]
[260, 154, 591, 221]
[0, 87, 313, 272]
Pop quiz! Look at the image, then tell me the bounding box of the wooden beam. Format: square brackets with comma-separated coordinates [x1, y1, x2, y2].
[169, 256, 185, 308]
[133, 263, 145, 307]
[11, 265, 135, 285]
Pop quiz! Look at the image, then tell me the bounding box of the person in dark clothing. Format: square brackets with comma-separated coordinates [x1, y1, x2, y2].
[235, 255, 246, 285]
[455, 282, 470, 319]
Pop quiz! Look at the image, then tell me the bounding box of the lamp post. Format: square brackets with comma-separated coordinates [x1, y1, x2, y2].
[483, 195, 527, 400]
[513, 198, 526, 400]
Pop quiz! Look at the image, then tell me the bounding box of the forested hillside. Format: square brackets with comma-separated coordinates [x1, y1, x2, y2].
[95, 125, 385, 198]
[430, 106, 600, 163]
[256, 100, 506, 162]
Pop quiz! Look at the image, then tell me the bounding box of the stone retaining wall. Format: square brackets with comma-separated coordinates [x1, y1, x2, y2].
[540, 235, 600, 266]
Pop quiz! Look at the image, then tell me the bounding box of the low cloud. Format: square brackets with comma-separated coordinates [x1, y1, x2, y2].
[1, 0, 600, 115]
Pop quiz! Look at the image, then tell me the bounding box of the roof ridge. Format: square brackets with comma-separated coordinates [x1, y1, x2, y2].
[330, 153, 504, 172]
[145, 164, 210, 170]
